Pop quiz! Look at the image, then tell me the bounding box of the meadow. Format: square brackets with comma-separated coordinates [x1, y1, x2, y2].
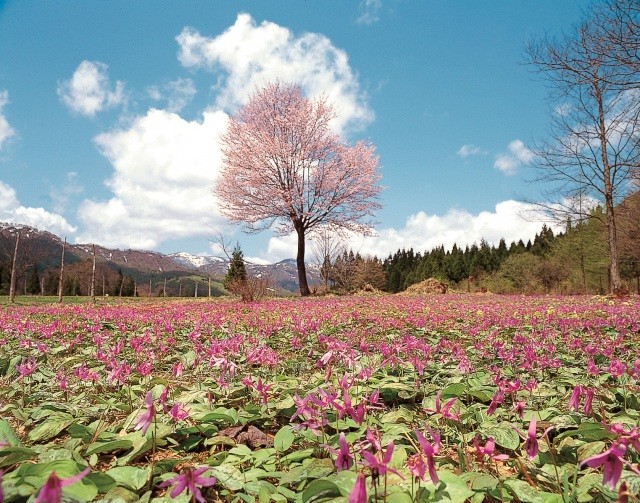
[0, 294, 639, 502]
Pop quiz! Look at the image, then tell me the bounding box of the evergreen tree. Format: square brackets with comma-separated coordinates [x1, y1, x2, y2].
[26, 267, 40, 294]
[224, 244, 248, 289]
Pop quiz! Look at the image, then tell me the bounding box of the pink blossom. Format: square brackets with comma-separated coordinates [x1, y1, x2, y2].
[568, 384, 583, 410]
[411, 429, 440, 484]
[333, 433, 354, 472]
[158, 466, 217, 503]
[473, 435, 510, 462]
[17, 357, 37, 378]
[348, 472, 367, 503]
[134, 391, 155, 435]
[169, 402, 190, 422]
[581, 442, 627, 489]
[34, 468, 90, 503]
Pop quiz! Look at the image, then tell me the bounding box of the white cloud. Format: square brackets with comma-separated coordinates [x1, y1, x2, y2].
[58, 60, 125, 117]
[457, 144, 487, 158]
[259, 200, 560, 262]
[0, 180, 76, 236]
[76, 108, 228, 249]
[175, 13, 373, 134]
[357, 0, 383, 25]
[494, 139, 534, 175]
[0, 90, 16, 150]
[50, 171, 83, 214]
[147, 78, 196, 113]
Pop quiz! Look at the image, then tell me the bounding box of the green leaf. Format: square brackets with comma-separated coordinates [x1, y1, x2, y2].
[330, 470, 357, 497]
[106, 466, 150, 491]
[28, 412, 75, 442]
[280, 448, 314, 465]
[504, 479, 555, 503]
[103, 486, 140, 502]
[0, 446, 36, 468]
[85, 439, 133, 456]
[301, 478, 341, 503]
[555, 422, 612, 442]
[435, 471, 476, 503]
[576, 441, 606, 463]
[482, 424, 520, 450]
[0, 419, 20, 446]
[274, 425, 295, 452]
[85, 471, 117, 493]
[386, 492, 414, 503]
[209, 463, 246, 491]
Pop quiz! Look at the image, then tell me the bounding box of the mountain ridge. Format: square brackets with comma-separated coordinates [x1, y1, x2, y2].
[0, 222, 319, 295]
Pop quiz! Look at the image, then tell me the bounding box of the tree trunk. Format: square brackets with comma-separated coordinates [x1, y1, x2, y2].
[596, 82, 623, 294]
[9, 232, 20, 303]
[58, 238, 66, 303]
[91, 244, 96, 302]
[295, 222, 311, 296]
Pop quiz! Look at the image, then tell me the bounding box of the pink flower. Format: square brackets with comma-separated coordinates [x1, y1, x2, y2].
[413, 429, 440, 484]
[169, 402, 190, 422]
[514, 401, 525, 419]
[158, 466, 217, 503]
[521, 417, 553, 460]
[348, 472, 367, 503]
[568, 384, 583, 410]
[473, 435, 509, 462]
[486, 388, 504, 416]
[334, 433, 354, 471]
[425, 391, 460, 421]
[34, 468, 90, 503]
[581, 442, 627, 489]
[134, 391, 155, 435]
[17, 357, 37, 378]
[583, 388, 595, 415]
[361, 441, 402, 482]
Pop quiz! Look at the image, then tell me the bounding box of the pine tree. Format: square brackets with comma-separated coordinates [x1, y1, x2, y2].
[26, 267, 40, 295]
[224, 245, 248, 288]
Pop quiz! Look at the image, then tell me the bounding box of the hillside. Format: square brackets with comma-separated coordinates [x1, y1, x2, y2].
[0, 223, 320, 296]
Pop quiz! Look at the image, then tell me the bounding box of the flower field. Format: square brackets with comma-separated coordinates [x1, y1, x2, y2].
[0, 294, 639, 502]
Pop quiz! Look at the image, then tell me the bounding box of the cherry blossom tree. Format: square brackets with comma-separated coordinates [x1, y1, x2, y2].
[214, 82, 382, 296]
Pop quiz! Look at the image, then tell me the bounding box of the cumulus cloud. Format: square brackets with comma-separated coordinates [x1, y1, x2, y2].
[357, 0, 383, 25]
[457, 144, 487, 158]
[494, 139, 534, 175]
[147, 78, 196, 113]
[58, 60, 125, 117]
[0, 180, 76, 235]
[260, 200, 560, 262]
[76, 108, 228, 249]
[50, 172, 83, 214]
[0, 90, 16, 149]
[175, 13, 373, 134]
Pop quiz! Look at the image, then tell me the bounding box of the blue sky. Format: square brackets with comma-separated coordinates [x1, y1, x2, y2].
[0, 0, 589, 263]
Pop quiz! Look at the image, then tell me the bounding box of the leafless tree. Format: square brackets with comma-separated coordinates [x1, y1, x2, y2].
[57, 238, 66, 303]
[9, 231, 20, 303]
[310, 226, 346, 291]
[526, 8, 640, 293]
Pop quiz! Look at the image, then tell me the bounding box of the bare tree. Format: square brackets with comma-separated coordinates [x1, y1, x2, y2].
[9, 231, 20, 303]
[310, 226, 346, 291]
[57, 238, 66, 303]
[526, 12, 640, 294]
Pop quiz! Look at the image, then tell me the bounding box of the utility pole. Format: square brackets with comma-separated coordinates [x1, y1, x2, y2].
[9, 231, 20, 303]
[57, 238, 66, 303]
[91, 244, 96, 302]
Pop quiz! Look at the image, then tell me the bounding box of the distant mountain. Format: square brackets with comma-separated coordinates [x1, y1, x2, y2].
[0, 222, 320, 295]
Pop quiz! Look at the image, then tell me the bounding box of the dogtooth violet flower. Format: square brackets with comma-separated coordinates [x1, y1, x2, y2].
[348, 472, 367, 503]
[34, 468, 90, 503]
[158, 466, 217, 503]
[134, 391, 155, 435]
